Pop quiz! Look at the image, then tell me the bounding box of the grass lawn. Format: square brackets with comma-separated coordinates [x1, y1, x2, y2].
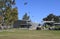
[0, 29, 60, 39]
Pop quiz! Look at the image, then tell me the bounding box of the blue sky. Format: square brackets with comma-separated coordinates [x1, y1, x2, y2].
[15, 0, 60, 23]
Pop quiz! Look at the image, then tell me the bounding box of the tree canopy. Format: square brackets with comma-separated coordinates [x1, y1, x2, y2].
[43, 14, 60, 23]
[0, 0, 18, 26]
[22, 13, 30, 21]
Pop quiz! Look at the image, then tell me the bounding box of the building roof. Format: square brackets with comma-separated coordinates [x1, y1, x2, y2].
[43, 21, 55, 23]
[54, 23, 60, 25]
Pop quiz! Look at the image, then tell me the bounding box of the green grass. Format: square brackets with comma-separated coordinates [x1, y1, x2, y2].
[0, 29, 60, 39]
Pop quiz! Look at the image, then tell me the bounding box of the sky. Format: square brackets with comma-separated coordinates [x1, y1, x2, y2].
[15, 0, 60, 23]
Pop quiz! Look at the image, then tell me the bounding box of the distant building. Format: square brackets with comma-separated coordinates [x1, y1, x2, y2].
[13, 20, 40, 30]
[43, 21, 60, 26]
[13, 20, 31, 28]
[54, 23, 60, 26]
[43, 21, 55, 26]
[42, 21, 60, 30]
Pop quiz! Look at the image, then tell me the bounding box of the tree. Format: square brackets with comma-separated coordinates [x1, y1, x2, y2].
[43, 13, 60, 23]
[43, 14, 55, 21]
[22, 13, 30, 21]
[9, 8, 18, 26]
[0, 16, 3, 24]
[0, 0, 18, 26]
